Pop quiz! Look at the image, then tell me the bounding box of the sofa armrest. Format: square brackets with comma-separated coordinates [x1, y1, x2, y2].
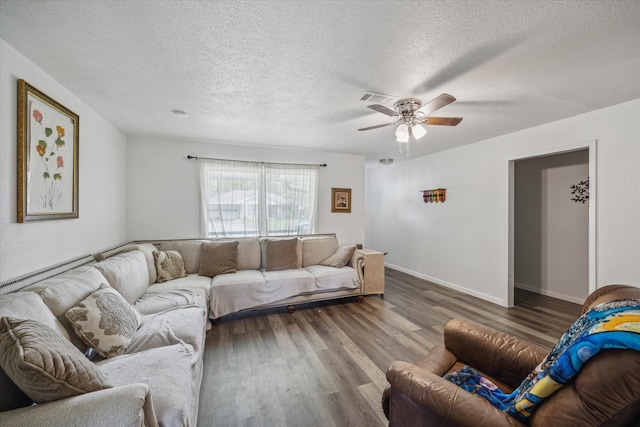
[0, 383, 159, 427]
[444, 319, 548, 388]
[348, 250, 365, 289]
[386, 361, 524, 427]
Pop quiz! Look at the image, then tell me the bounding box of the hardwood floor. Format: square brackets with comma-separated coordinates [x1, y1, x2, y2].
[197, 268, 582, 426]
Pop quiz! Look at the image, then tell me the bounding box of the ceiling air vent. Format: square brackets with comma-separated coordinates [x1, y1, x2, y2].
[359, 92, 396, 106]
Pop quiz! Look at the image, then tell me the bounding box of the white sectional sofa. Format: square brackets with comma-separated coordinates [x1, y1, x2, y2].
[0, 234, 363, 426]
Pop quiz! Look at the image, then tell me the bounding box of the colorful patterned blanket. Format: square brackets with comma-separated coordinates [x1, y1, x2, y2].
[444, 298, 640, 421]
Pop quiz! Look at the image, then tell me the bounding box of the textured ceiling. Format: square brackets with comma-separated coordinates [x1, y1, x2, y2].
[2, 0, 640, 166]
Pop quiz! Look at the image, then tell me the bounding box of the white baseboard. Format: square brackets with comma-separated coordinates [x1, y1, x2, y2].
[385, 263, 505, 306]
[514, 282, 586, 305]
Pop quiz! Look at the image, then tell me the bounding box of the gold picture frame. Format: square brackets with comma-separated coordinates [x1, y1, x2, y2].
[331, 188, 351, 213]
[17, 79, 79, 222]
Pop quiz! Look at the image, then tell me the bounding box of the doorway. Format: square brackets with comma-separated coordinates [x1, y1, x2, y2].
[507, 141, 596, 307]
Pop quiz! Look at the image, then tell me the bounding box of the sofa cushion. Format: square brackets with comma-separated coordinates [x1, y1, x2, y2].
[127, 305, 207, 358]
[66, 286, 142, 358]
[216, 237, 261, 270]
[210, 270, 268, 318]
[263, 238, 301, 271]
[0, 317, 112, 403]
[96, 251, 150, 304]
[320, 245, 356, 268]
[154, 250, 188, 283]
[199, 241, 238, 277]
[142, 274, 211, 303]
[0, 291, 71, 341]
[158, 241, 206, 274]
[34, 267, 109, 351]
[133, 288, 202, 315]
[262, 269, 316, 296]
[302, 235, 339, 267]
[236, 237, 261, 270]
[125, 243, 158, 284]
[98, 343, 200, 427]
[305, 265, 360, 290]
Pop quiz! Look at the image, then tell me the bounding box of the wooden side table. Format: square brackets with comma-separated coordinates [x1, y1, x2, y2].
[357, 248, 385, 297]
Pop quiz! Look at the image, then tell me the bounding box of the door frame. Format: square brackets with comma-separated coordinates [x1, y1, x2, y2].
[507, 140, 597, 307]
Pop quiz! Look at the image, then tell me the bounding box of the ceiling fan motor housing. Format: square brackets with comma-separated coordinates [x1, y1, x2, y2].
[394, 98, 423, 115]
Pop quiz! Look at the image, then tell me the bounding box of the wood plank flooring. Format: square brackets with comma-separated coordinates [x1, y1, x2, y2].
[197, 268, 582, 426]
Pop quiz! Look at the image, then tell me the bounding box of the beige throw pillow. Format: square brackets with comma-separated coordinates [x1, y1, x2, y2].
[153, 250, 188, 282]
[199, 241, 238, 277]
[66, 287, 142, 358]
[264, 238, 300, 271]
[320, 245, 356, 268]
[0, 317, 112, 403]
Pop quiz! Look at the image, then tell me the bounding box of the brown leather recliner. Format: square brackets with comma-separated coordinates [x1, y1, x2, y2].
[382, 284, 640, 426]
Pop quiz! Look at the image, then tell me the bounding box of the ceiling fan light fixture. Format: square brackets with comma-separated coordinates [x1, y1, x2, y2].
[395, 123, 409, 139]
[412, 124, 427, 139]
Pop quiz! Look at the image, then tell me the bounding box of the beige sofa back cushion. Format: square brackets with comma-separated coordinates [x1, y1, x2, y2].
[125, 243, 158, 284]
[27, 266, 108, 351]
[214, 237, 261, 270]
[302, 236, 339, 267]
[158, 240, 207, 274]
[96, 251, 150, 304]
[0, 291, 70, 341]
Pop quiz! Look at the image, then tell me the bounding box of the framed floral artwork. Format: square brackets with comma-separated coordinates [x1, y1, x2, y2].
[331, 188, 351, 213]
[17, 80, 79, 222]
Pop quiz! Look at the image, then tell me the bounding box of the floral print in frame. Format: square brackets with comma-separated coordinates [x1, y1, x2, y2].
[17, 79, 79, 222]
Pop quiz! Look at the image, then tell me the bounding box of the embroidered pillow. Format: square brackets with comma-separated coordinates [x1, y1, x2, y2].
[320, 245, 356, 268]
[153, 250, 188, 282]
[199, 241, 239, 277]
[0, 317, 112, 403]
[264, 238, 300, 271]
[65, 287, 141, 359]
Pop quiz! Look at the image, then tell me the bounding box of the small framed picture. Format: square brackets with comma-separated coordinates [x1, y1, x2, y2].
[17, 80, 79, 222]
[331, 188, 351, 213]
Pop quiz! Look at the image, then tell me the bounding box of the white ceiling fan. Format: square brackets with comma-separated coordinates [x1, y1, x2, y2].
[358, 93, 463, 155]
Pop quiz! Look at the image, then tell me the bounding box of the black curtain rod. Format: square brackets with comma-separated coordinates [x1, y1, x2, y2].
[187, 155, 327, 167]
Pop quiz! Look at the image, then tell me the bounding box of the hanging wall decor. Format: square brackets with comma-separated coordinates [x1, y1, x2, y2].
[421, 188, 446, 203]
[331, 188, 351, 213]
[17, 79, 80, 222]
[570, 177, 589, 204]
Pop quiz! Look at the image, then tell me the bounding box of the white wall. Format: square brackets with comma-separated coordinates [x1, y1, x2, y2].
[126, 136, 365, 246]
[366, 99, 640, 306]
[0, 40, 127, 283]
[514, 150, 589, 303]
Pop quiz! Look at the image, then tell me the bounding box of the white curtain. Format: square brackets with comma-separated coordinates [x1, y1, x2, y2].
[198, 158, 318, 238]
[263, 163, 318, 236]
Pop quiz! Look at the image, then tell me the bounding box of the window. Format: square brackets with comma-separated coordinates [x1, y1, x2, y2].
[198, 158, 319, 238]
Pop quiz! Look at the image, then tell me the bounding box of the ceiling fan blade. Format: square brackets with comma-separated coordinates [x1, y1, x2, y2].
[357, 122, 396, 131]
[422, 117, 463, 126]
[418, 93, 457, 116]
[367, 104, 399, 117]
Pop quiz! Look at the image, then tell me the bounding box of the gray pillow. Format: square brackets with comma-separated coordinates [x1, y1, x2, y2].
[320, 245, 356, 268]
[199, 241, 238, 277]
[0, 317, 112, 403]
